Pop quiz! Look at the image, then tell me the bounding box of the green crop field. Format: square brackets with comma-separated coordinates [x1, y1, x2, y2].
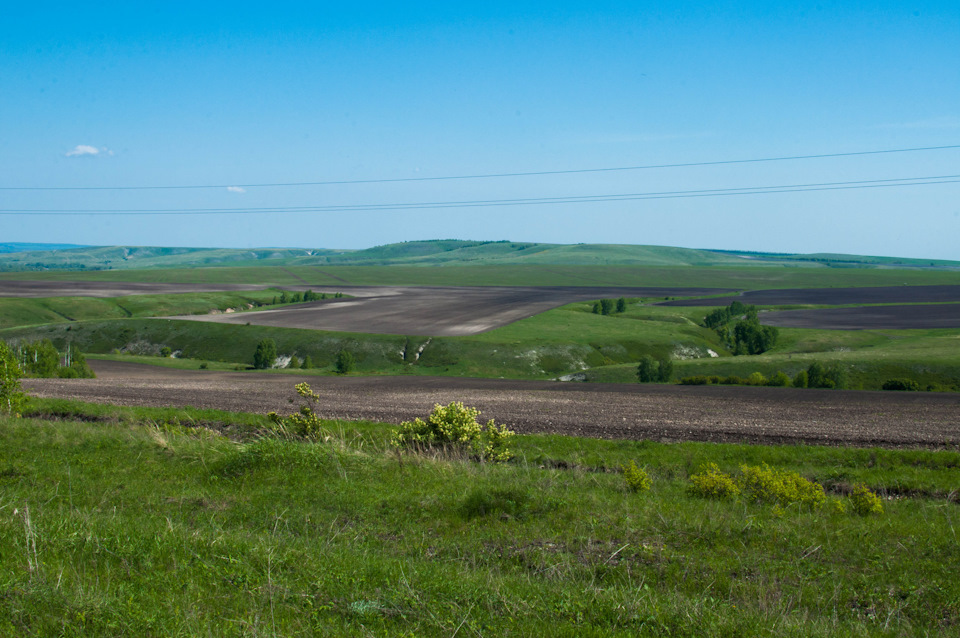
[1, 399, 957, 636]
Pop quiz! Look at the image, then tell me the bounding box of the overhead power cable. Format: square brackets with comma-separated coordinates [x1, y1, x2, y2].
[1, 144, 959, 191]
[0, 174, 957, 216]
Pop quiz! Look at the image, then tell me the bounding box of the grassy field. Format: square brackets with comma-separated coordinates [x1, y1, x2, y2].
[0, 290, 285, 330]
[1, 399, 958, 636]
[4, 298, 960, 389]
[3, 262, 960, 288]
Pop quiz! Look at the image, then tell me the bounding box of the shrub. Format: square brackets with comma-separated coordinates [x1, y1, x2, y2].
[301, 356, 313, 369]
[253, 339, 277, 369]
[767, 371, 791, 387]
[600, 298, 615, 315]
[160, 346, 173, 358]
[688, 463, 740, 499]
[747, 372, 767, 386]
[738, 464, 825, 508]
[882, 378, 921, 391]
[622, 460, 652, 493]
[335, 350, 354, 374]
[849, 483, 883, 515]
[267, 382, 327, 439]
[656, 357, 673, 382]
[792, 370, 808, 388]
[636, 355, 658, 383]
[806, 361, 827, 388]
[720, 375, 745, 385]
[392, 401, 515, 462]
[0, 342, 25, 416]
[680, 375, 709, 385]
[616, 297, 627, 313]
[288, 355, 301, 369]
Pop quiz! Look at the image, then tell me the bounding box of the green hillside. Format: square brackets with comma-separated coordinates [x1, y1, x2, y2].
[4, 240, 958, 273]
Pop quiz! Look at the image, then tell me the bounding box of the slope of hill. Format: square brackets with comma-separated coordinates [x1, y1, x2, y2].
[1, 239, 957, 272]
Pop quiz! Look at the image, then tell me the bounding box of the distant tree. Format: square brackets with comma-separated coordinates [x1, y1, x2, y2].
[637, 355, 658, 383]
[0, 341, 25, 416]
[733, 319, 778, 355]
[616, 297, 627, 313]
[22, 339, 60, 377]
[768, 371, 791, 387]
[824, 363, 848, 390]
[301, 356, 313, 369]
[303, 290, 316, 302]
[806, 361, 827, 388]
[160, 346, 172, 358]
[253, 339, 277, 369]
[792, 369, 809, 388]
[591, 302, 601, 314]
[600, 299, 615, 315]
[335, 350, 354, 375]
[271, 296, 278, 305]
[279, 291, 289, 304]
[320, 293, 327, 300]
[291, 292, 303, 303]
[656, 357, 673, 382]
[288, 355, 301, 369]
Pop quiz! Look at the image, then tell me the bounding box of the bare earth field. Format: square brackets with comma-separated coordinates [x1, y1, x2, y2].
[661, 285, 960, 306]
[170, 285, 734, 336]
[760, 303, 960, 329]
[25, 360, 960, 449]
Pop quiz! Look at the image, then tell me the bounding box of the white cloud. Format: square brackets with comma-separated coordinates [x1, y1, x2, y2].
[65, 145, 113, 157]
[227, 186, 246, 193]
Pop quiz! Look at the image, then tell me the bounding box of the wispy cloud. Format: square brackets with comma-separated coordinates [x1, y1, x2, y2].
[226, 186, 246, 193]
[65, 145, 113, 157]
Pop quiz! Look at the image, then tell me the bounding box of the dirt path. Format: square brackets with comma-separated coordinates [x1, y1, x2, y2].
[24, 360, 960, 449]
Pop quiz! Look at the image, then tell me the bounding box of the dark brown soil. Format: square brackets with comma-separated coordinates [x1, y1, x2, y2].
[661, 285, 960, 306]
[172, 285, 735, 336]
[759, 303, 960, 329]
[24, 360, 960, 449]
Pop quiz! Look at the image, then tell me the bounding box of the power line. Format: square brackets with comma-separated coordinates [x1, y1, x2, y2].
[1, 174, 957, 216]
[2, 144, 959, 191]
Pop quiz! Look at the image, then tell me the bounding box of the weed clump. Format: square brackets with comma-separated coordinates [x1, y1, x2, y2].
[267, 382, 327, 439]
[688, 463, 740, 499]
[738, 463, 826, 508]
[392, 401, 515, 462]
[849, 483, 884, 515]
[622, 460, 652, 493]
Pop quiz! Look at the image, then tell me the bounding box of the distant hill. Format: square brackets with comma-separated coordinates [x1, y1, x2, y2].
[0, 242, 88, 254]
[0, 239, 957, 272]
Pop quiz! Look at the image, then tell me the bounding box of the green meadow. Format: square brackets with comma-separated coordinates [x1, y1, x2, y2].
[1, 399, 958, 636]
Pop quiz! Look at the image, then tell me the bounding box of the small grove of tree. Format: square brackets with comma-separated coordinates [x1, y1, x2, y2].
[701, 301, 777, 355]
[680, 363, 847, 389]
[15, 339, 94, 379]
[335, 350, 354, 374]
[592, 298, 627, 316]
[637, 355, 673, 383]
[273, 290, 333, 305]
[253, 338, 277, 369]
[1, 341, 26, 416]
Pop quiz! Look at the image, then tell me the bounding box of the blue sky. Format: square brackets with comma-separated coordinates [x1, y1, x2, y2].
[2, 1, 959, 258]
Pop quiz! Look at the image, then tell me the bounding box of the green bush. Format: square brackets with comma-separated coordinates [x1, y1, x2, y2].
[738, 463, 825, 508]
[767, 371, 791, 387]
[622, 460, 652, 493]
[267, 382, 327, 439]
[680, 375, 709, 385]
[335, 350, 354, 374]
[392, 401, 515, 462]
[747, 372, 767, 386]
[792, 370, 808, 388]
[882, 378, 921, 391]
[688, 463, 740, 499]
[253, 339, 277, 369]
[160, 346, 173, 358]
[849, 483, 884, 515]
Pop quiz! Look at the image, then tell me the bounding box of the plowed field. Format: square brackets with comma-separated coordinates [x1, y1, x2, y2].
[24, 360, 960, 449]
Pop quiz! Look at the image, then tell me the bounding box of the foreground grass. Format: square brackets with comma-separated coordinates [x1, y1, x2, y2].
[1, 400, 958, 636]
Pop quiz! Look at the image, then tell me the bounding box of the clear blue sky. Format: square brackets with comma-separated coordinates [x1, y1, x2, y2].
[2, 1, 959, 259]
